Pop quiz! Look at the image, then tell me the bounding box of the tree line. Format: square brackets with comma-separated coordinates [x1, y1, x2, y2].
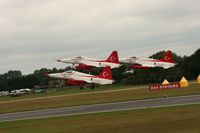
[0, 49, 199, 91]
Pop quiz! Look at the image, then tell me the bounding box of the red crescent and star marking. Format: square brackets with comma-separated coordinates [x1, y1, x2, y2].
[103, 72, 109, 77]
[165, 56, 170, 61]
[110, 56, 115, 61]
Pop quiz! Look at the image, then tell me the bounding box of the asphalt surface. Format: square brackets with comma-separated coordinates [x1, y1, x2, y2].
[0, 94, 200, 122]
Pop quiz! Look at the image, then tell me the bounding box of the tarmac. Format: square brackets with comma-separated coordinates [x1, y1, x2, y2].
[0, 94, 200, 122]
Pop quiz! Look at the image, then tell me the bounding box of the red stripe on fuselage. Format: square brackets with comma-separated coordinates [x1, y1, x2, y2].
[141, 59, 167, 63]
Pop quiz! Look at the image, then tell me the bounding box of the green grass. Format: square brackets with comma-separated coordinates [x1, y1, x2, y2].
[0, 84, 137, 102]
[1, 104, 200, 133]
[0, 84, 199, 114]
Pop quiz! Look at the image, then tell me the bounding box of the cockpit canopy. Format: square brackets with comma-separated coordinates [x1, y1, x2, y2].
[73, 56, 85, 60]
[130, 56, 139, 60]
[64, 70, 74, 74]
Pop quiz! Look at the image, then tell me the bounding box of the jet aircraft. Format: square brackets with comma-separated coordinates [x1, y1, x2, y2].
[120, 50, 176, 69]
[57, 51, 120, 70]
[46, 66, 113, 89]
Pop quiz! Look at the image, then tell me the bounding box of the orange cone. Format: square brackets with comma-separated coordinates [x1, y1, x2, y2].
[162, 79, 169, 85]
[197, 75, 200, 84]
[180, 77, 188, 87]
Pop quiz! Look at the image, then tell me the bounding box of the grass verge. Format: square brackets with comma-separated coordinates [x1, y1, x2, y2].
[0, 104, 200, 133]
[0, 84, 199, 114]
[0, 84, 136, 102]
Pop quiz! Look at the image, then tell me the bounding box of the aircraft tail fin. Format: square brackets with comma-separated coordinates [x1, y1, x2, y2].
[106, 51, 119, 64]
[160, 50, 175, 63]
[98, 66, 112, 80]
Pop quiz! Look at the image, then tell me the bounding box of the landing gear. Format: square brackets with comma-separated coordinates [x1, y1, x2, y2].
[79, 83, 95, 90]
[80, 83, 85, 90]
[80, 86, 84, 90]
[91, 84, 95, 89]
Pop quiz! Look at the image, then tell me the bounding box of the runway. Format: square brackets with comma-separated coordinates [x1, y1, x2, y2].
[0, 94, 200, 122]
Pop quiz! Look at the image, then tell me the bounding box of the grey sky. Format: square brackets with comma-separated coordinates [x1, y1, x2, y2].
[0, 0, 200, 74]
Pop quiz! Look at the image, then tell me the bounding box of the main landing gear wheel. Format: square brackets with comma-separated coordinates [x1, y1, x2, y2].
[80, 83, 85, 90]
[91, 84, 95, 89]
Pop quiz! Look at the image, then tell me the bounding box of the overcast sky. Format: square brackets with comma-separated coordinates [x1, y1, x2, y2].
[0, 0, 200, 74]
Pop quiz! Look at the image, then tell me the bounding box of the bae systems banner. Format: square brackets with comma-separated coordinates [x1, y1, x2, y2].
[149, 83, 181, 91]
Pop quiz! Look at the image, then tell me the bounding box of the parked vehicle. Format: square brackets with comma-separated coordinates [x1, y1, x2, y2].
[10, 90, 25, 97]
[0, 91, 9, 97]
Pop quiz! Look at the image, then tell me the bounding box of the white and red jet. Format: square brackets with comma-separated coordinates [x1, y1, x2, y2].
[120, 50, 176, 69]
[57, 51, 120, 70]
[46, 66, 113, 89]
